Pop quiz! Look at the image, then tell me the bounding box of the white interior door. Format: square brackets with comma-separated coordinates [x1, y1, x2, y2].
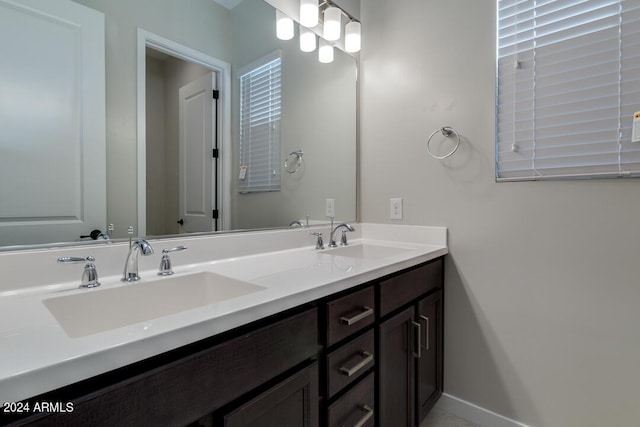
[0, 0, 106, 246]
[178, 72, 217, 233]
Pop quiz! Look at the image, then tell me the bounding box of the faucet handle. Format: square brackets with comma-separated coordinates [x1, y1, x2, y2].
[340, 229, 349, 246]
[57, 256, 100, 288]
[158, 246, 188, 276]
[311, 232, 325, 250]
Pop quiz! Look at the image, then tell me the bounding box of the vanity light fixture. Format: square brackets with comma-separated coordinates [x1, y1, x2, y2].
[300, 0, 319, 28]
[344, 20, 361, 53]
[300, 26, 317, 52]
[276, 10, 294, 41]
[318, 39, 334, 63]
[274, 2, 361, 59]
[323, 6, 341, 41]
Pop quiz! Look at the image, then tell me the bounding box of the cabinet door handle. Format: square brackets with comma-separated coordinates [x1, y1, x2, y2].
[412, 321, 421, 359]
[339, 351, 374, 377]
[349, 404, 373, 427]
[420, 315, 430, 351]
[340, 306, 374, 326]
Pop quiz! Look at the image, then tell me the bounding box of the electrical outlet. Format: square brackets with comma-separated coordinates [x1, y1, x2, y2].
[390, 198, 403, 220]
[325, 199, 335, 217]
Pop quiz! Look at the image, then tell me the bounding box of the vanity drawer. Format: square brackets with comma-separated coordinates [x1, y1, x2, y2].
[327, 330, 374, 398]
[380, 258, 443, 317]
[326, 286, 375, 346]
[327, 373, 374, 427]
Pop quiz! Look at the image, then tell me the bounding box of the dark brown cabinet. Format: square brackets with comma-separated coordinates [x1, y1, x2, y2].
[416, 291, 443, 422]
[13, 308, 319, 427]
[378, 259, 444, 427]
[222, 363, 319, 427]
[379, 306, 415, 427]
[327, 373, 374, 427]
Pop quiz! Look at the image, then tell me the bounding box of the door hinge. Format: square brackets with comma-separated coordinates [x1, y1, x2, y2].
[212, 148, 219, 158]
[212, 89, 219, 100]
[212, 209, 219, 219]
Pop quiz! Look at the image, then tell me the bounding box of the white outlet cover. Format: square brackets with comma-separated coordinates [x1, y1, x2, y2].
[390, 198, 403, 220]
[325, 199, 335, 217]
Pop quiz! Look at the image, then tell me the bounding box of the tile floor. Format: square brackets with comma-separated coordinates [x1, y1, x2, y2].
[420, 408, 479, 427]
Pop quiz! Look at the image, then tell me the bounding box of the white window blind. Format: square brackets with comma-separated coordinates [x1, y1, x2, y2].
[496, 0, 640, 181]
[239, 52, 282, 192]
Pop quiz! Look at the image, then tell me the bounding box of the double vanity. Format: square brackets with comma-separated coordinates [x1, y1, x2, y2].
[0, 223, 447, 426]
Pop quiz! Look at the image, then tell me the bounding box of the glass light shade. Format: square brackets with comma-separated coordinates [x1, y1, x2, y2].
[300, 0, 319, 28]
[318, 39, 334, 63]
[323, 6, 341, 41]
[276, 10, 294, 40]
[345, 21, 361, 53]
[300, 26, 317, 52]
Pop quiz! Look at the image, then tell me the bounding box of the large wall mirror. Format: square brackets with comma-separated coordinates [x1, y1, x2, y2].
[0, 0, 357, 250]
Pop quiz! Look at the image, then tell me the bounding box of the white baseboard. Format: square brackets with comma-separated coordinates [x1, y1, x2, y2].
[435, 393, 531, 427]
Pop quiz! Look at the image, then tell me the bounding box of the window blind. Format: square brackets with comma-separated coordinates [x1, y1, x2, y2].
[239, 53, 282, 192]
[496, 0, 640, 181]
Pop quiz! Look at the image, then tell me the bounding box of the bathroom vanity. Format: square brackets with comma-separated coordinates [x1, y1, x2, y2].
[0, 224, 447, 427]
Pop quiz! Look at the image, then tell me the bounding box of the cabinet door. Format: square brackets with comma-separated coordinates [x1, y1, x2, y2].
[416, 291, 443, 424]
[223, 363, 318, 427]
[379, 306, 415, 427]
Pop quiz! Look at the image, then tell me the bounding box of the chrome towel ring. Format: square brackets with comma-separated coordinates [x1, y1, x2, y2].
[284, 150, 304, 173]
[427, 126, 460, 159]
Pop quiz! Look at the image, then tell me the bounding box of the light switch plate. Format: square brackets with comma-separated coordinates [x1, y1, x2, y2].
[390, 198, 403, 220]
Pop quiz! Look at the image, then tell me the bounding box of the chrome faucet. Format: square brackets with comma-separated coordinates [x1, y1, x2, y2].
[329, 223, 355, 248]
[122, 239, 154, 282]
[58, 256, 101, 288]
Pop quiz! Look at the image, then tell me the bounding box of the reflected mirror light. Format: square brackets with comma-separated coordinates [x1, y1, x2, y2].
[300, 26, 317, 52]
[276, 10, 294, 40]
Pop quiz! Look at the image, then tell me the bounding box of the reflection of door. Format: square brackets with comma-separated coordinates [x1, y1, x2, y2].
[178, 72, 217, 233]
[0, 0, 105, 246]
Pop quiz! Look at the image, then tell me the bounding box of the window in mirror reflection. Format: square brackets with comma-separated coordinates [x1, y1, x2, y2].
[238, 51, 282, 193]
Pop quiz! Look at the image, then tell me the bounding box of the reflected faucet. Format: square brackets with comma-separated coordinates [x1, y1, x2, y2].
[329, 223, 355, 248]
[122, 239, 154, 282]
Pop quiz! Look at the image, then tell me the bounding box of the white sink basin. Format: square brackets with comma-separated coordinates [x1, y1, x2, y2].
[43, 272, 266, 338]
[322, 244, 411, 259]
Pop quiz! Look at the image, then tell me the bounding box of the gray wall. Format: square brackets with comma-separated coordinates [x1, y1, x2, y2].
[360, 1, 640, 426]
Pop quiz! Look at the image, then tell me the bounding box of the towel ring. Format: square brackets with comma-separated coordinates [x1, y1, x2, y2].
[427, 126, 460, 159]
[284, 150, 304, 174]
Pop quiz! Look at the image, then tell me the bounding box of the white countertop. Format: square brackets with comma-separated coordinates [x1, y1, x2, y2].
[0, 224, 447, 403]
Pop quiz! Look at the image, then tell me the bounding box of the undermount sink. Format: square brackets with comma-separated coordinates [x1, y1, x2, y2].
[322, 244, 410, 259]
[43, 272, 266, 338]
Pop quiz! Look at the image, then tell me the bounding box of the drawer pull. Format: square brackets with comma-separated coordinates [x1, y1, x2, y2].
[420, 315, 430, 351]
[340, 306, 374, 326]
[339, 351, 374, 377]
[347, 404, 373, 427]
[412, 321, 421, 358]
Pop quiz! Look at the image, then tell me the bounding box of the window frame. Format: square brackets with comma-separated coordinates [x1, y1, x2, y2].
[238, 50, 282, 193]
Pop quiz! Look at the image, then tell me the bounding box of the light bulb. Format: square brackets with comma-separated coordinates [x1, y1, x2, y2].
[276, 10, 294, 40]
[300, 26, 317, 52]
[323, 6, 341, 41]
[345, 21, 361, 53]
[300, 0, 319, 28]
[319, 39, 334, 63]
